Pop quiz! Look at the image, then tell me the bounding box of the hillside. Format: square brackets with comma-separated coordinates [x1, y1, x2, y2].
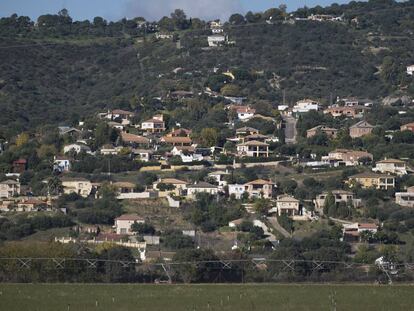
[0, 0, 414, 135]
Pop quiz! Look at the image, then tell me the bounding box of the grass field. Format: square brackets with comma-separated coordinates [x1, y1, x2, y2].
[0, 284, 413, 310]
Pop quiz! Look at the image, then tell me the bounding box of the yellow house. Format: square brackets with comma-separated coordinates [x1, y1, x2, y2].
[61, 177, 93, 197]
[348, 173, 395, 190]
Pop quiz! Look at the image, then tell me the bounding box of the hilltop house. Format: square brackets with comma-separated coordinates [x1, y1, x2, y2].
[237, 141, 269, 158]
[106, 109, 135, 121]
[306, 125, 338, 139]
[53, 156, 71, 172]
[314, 190, 361, 212]
[141, 115, 165, 133]
[342, 223, 378, 242]
[236, 107, 256, 121]
[396, 186, 414, 207]
[292, 99, 319, 114]
[373, 158, 408, 176]
[275, 195, 300, 217]
[61, 177, 93, 197]
[401, 122, 414, 132]
[207, 34, 226, 47]
[160, 136, 192, 146]
[323, 149, 373, 167]
[208, 170, 230, 187]
[228, 184, 246, 199]
[407, 65, 414, 76]
[153, 178, 188, 196]
[0, 180, 20, 198]
[323, 106, 369, 118]
[171, 146, 203, 163]
[186, 182, 218, 199]
[121, 132, 150, 147]
[210, 20, 223, 33]
[115, 214, 145, 235]
[17, 199, 47, 212]
[244, 179, 274, 199]
[63, 143, 91, 155]
[348, 173, 395, 190]
[349, 121, 374, 138]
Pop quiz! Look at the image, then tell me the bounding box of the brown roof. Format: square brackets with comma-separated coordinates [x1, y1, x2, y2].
[161, 136, 192, 144]
[245, 179, 273, 185]
[111, 109, 135, 116]
[115, 214, 144, 221]
[170, 128, 192, 136]
[358, 223, 378, 230]
[121, 132, 149, 144]
[143, 118, 165, 124]
[159, 178, 188, 185]
[349, 173, 393, 179]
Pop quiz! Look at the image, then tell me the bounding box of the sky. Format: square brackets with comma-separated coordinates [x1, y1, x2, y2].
[0, 0, 352, 22]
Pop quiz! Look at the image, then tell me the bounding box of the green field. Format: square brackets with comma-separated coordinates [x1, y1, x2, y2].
[0, 284, 413, 310]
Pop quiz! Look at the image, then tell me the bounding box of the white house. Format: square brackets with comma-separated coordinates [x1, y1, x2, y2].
[207, 34, 226, 47]
[292, 99, 320, 114]
[208, 170, 230, 187]
[63, 143, 91, 154]
[407, 65, 414, 76]
[186, 182, 218, 199]
[228, 184, 246, 199]
[115, 214, 145, 235]
[210, 20, 223, 33]
[53, 156, 71, 172]
[373, 158, 408, 176]
[171, 146, 203, 163]
[237, 107, 256, 121]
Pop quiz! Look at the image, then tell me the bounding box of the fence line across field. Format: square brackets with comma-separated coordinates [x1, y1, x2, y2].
[0, 257, 405, 270]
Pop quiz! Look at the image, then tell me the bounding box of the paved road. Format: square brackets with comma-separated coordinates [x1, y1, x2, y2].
[282, 115, 297, 144]
[267, 217, 292, 238]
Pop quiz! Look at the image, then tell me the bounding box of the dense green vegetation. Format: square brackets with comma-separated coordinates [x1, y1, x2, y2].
[0, 1, 414, 136]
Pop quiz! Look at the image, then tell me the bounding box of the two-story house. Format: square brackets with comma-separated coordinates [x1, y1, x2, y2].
[349, 121, 374, 138]
[61, 177, 93, 197]
[373, 158, 408, 176]
[115, 214, 145, 235]
[348, 173, 395, 190]
[276, 195, 300, 217]
[237, 141, 269, 158]
[244, 179, 274, 199]
[0, 180, 20, 198]
[141, 114, 166, 133]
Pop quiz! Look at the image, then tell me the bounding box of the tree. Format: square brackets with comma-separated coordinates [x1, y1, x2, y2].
[170, 9, 188, 30]
[323, 192, 336, 216]
[229, 14, 245, 25]
[47, 176, 63, 195]
[131, 223, 155, 235]
[200, 128, 219, 147]
[221, 84, 241, 96]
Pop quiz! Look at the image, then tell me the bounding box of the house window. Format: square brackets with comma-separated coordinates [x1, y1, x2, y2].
[120, 228, 127, 234]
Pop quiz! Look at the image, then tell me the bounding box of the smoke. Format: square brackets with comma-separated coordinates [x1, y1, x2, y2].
[123, 0, 244, 21]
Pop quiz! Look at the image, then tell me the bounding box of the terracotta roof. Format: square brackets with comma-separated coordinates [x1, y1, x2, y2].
[277, 195, 299, 203]
[142, 118, 165, 124]
[111, 109, 135, 115]
[245, 179, 273, 185]
[358, 223, 378, 230]
[115, 214, 144, 221]
[170, 128, 192, 136]
[61, 177, 90, 182]
[159, 178, 188, 185]
[350, 121, 374, 128]
[161, 136, 192, 144]
[121, 132, 149, 144]
[236, 107, 256, 114]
